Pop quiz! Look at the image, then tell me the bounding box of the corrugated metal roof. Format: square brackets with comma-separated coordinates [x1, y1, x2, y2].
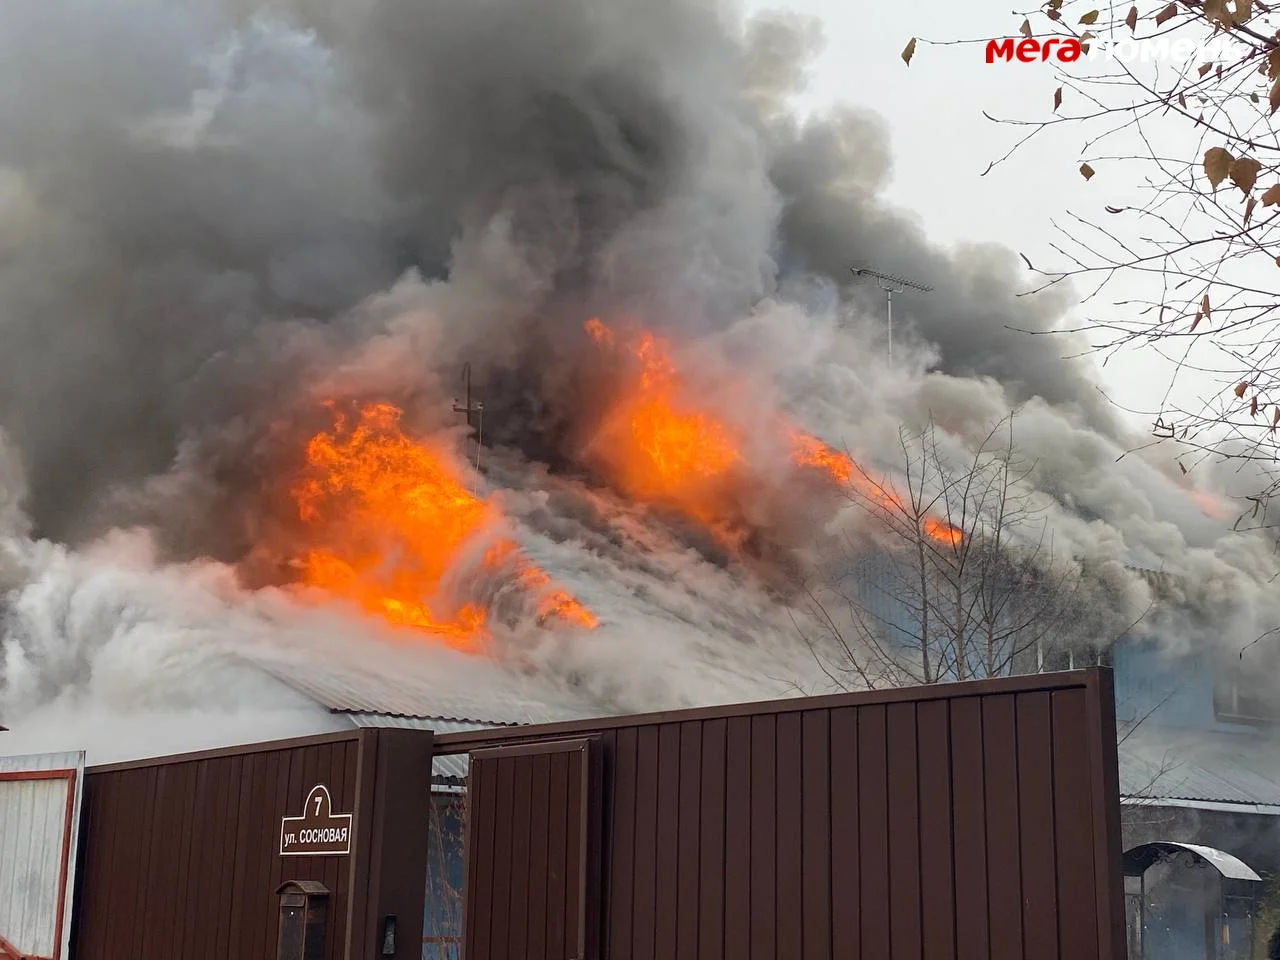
[0, 751, 85, 960]
[250, 655, 602, 726]
[1119, 724, 1280, 807]
[345, 715, 516, 735]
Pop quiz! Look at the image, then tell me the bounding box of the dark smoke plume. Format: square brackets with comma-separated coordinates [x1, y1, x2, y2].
[0, 0, 1109, 545]
[9, 0, 1277, 768]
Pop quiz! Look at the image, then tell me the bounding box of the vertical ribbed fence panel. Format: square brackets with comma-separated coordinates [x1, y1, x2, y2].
[71, 727, 434, 960]
[438, 667, 1125, 960]
[0, 752, 83, 960]
[464, 738, 600, 960]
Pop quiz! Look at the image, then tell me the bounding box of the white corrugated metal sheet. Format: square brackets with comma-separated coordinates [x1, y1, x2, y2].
[0, 751, 85, 960]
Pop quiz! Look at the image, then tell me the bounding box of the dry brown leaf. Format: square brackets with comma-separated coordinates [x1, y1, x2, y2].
[1079, 9, 1100, 23]
[1179, 91, 1188, 108]
[1198, 62, 1214, 77]
[1046, 7, 1062, 19]
[1155, 1, 1179, 23]
[1231, 156, 1262, 194]
[1239, 0, 1254, 21]
[1020, 18, 1033, 37]
[902, 37, 917, 65]
[1270, 75, 1280, 114]
[1252, 395, 1260, 417]
[1126, 5, 1139, 29]
[1204, 147, 1234, 188]
[1204, 0, 1235, 25]
[1235, 381, 1249, 397]
[1054, 86, 1063, 111]
[1268, 48, 1280, 79]
[1262, 184, 1280, 205]
[1192, 311, 1203, 331]
[1202, 293, 1212, 320]
[1246, 196, 1258, 223]
[1080, 162, 1095, 180]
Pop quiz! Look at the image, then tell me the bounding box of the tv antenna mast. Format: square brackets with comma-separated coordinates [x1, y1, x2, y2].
[850, 266, 933, 361]
[452, 362, 485, 471]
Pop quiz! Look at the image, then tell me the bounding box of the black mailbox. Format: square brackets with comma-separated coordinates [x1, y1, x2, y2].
[276, 880, 330, 960]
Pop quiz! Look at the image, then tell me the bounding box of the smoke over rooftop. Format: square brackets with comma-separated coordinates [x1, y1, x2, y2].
[0, 0, 1275, 761]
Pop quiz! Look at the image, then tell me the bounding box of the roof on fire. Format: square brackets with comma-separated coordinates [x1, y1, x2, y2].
[1118, 722, 1280, 811]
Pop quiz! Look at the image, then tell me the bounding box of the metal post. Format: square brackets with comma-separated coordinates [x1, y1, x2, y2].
[886, 288, 894, 361]
[452, 363, 485, 472]
[850, 266, 933, 360]
[460, 364, 472, 428]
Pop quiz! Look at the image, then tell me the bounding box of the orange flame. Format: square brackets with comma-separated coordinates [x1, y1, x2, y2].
[1189, 488, 1231, 520]
[483, 540, 600, 629]
[584, 317, 963, 548]
[583, 317, 744, 529]
[291, 401, 596, 648]
[788, 430, 964, 547]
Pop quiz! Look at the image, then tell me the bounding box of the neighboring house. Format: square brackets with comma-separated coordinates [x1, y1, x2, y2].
[1113, 635, 1280, 876]
[1102, 633, 1280, 959]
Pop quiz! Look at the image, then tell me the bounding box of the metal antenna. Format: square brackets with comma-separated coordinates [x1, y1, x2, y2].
[451, 362, 486, 471]
[459, 363, 472, 428]
[850, 266, 933, 361]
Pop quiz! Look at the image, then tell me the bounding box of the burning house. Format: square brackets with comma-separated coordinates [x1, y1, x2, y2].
[3, 0, 1280, 956]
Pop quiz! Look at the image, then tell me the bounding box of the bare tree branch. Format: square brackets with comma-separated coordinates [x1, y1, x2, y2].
[799, 412, 1144, 686]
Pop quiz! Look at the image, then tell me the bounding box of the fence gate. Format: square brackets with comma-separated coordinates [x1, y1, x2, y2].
[463, 738, 601, 960]
[0, 751, 85, 960]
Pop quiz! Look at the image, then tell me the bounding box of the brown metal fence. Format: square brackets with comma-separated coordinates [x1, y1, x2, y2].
[60, 668, 1122, 960]
[71, 727, 434, 960]
[462, 738, 602, 960]
[433, 667, 1125, 960]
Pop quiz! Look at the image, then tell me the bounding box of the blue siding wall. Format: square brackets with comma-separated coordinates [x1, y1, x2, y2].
[853, 546, 1252, 736]
[844, 547, 1038, 682]
[1111, 635, 1260, 733]
[1112, 636, 1213, 729]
